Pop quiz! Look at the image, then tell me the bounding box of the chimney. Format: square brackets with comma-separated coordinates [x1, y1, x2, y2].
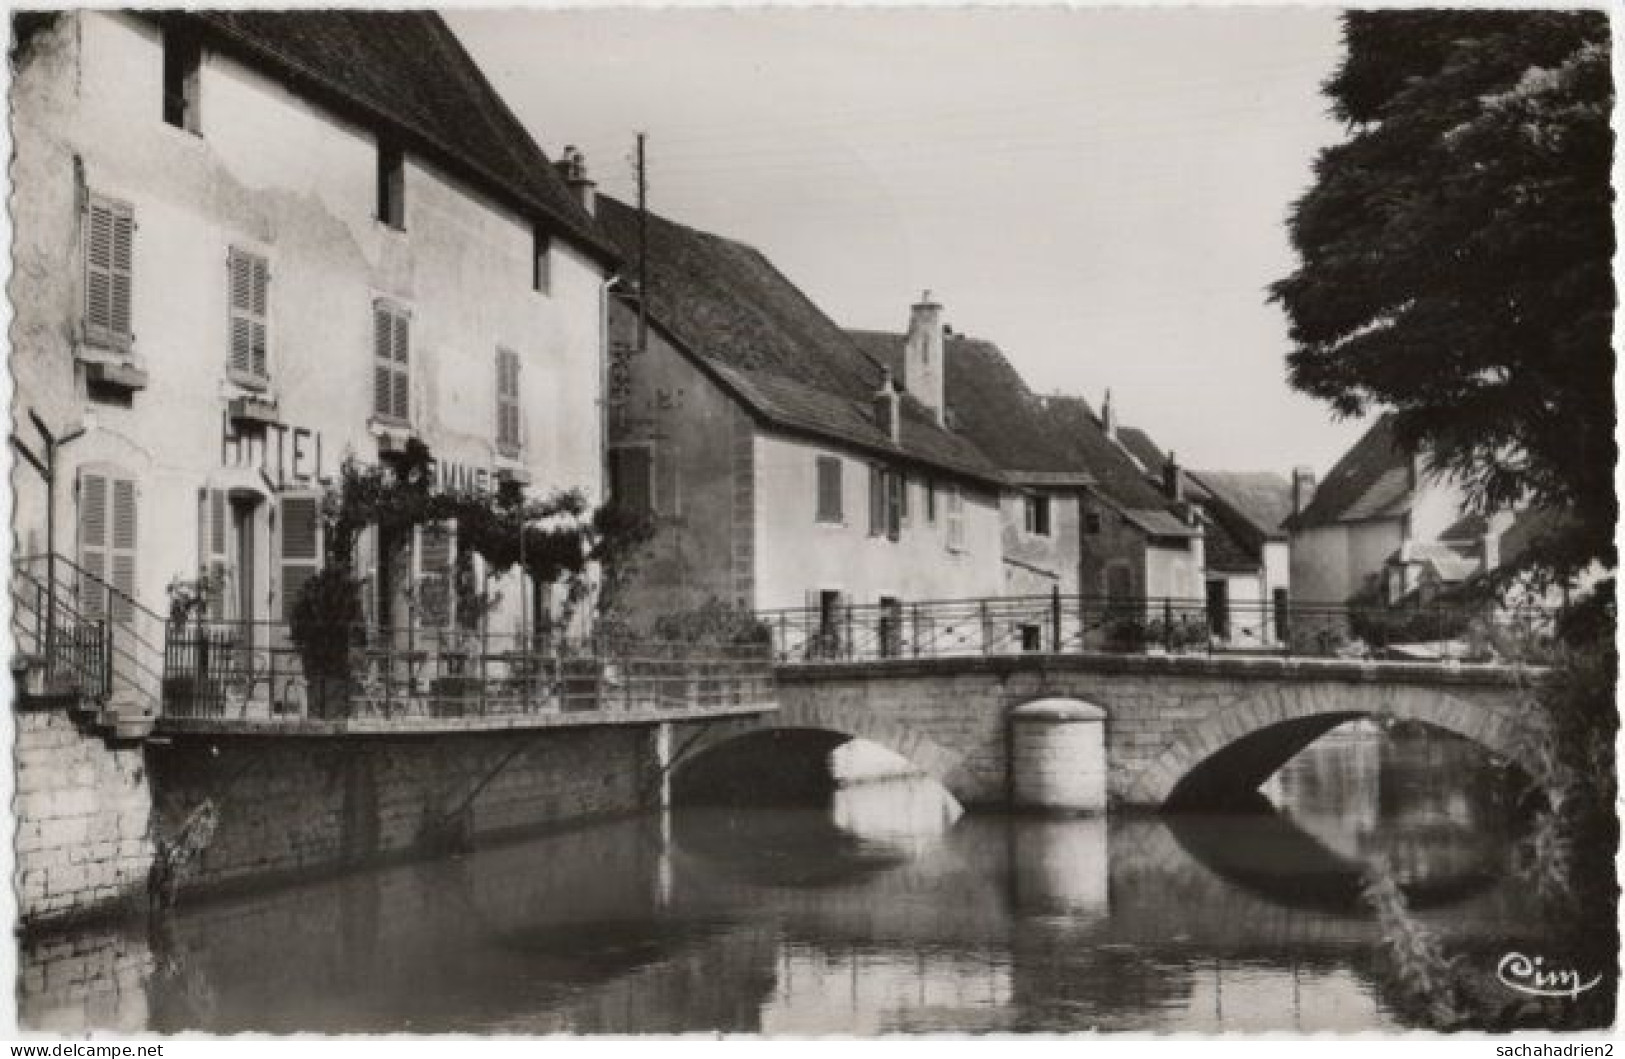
[1162, 450, 1184, 503]
[1291, 466, 1317, 515]
[555, 145, 596, 214]
[1101, 389, 1118, 441]
[902, 291, 945, 426]
[873, 369, 901, 443]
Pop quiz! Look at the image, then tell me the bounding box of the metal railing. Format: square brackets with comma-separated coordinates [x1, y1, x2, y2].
[10, 563, 113, 702]
[13, 553, 167, 710]
[756, 592, 1559, 667]
[161, 618, 776, 724]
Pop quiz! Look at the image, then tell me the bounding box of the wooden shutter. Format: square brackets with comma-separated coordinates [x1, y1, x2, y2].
[868, 466, 884, 536]
[417, 523, 454, 630]
[84, 196, 134, 351]
[109, 479, 137, 625]
[496, 347, 520, 454]
[199, 488, 229, 617]
[373, 303, 410, 423]
[947, 486, 965, 551]
[228, 248, 270, 380]
[815, 457, 842, 523]
[612, 447, 652, 516]
[279, 493, 320, 623]
[886, 472, 902, 540]
[78, 471, 110, 620]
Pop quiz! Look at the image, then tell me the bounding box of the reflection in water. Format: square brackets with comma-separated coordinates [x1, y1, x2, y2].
[20, 727, 1553, 1033]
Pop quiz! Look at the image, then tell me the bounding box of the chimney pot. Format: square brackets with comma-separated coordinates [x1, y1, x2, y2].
[556, 145, 596, 215]
[1162, 451, 1183, 503]
[1102, 389, 1118, 440]
[1291, 465, 1317, 515]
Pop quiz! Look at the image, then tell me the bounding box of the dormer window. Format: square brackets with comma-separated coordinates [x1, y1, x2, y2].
[377, 140, 404, 229]
[162, 28, 201, 133]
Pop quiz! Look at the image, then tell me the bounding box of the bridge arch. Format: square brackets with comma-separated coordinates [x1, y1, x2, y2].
[1130, 679, 1545, 810]
[672, 698, 972, 806]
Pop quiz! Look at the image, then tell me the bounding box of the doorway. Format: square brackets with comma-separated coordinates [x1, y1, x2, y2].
[1205, 579, 1230, 641]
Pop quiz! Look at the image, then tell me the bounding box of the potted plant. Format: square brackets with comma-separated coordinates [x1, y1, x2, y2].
[288, 566, 366, 719]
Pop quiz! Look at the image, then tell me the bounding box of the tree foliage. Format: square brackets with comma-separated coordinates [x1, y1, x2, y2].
[1272, 11, 1615, 586]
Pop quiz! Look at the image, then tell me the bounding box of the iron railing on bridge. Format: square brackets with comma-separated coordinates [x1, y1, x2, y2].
[161, 618, 775, 724]
[756, 592, 1558, 666]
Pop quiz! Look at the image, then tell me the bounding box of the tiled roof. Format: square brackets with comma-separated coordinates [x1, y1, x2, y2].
[1041, 396, 1186, 515]
[1115, 427, 1169, 476]
[1440, 513, 1490, 541]
[846, 330, 1092, 475]
[594, 197, 1001, 485]
[1288, 414, 1413, 529]
[168, 11, 617, 264]
[1394, 542, 1482, 584]
[1123, 508, 1202, 539]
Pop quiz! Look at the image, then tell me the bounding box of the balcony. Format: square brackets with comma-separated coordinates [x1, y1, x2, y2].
[158, 619, 776, 736]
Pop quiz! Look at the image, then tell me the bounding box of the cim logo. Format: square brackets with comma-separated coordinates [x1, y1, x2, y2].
[1497, 953, 1603, 1000]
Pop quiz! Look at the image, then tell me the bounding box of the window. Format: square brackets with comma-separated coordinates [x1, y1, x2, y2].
[376, 140, 404, 228]
[162, 29, 201, 133]
[610, 446, 653, 516]
[79, 468, 137, 624]
[1024, 494, 1052, 537]
[495, 347, 521, 456]
[533, 225, 551, 294]
[869, 466, 901, 540]
[946, 485, 965, 552]
[1085, 509, 1103, 535]
[279, 493, 321, 622]
[898, 473, 910, 526]
[815, 456, 843, 523]
[83, 194, 134, 353]
[227, 248, 270, 384]
[372, 301, 411, 424]
[925, 480, 938, 525]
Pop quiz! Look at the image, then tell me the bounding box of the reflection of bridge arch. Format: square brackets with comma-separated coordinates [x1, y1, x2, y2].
[1132, 682, 1543, 809]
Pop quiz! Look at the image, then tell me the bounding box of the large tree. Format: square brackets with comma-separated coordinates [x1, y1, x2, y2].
[1272, 11, 1614, 589]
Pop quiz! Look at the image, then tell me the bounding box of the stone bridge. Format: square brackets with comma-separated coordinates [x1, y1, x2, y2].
[673, 654, 1547, 810]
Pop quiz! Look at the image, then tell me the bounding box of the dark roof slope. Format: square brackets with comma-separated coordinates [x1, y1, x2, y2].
[1115, 427, 1169, 475]
[1288, 414, 1412, 529]
[1040, 397, 1196, 535]
[594, 197, 999, 484]
[167, 11, 616, 263]
[847, 330, 1090, 475]
[1191, 471, 1294, 540]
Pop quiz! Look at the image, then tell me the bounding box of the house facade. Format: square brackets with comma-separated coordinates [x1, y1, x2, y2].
[1286, 414, 1505, 605]
[595, 200, 1006, 637]
[10, 12, 614, 659]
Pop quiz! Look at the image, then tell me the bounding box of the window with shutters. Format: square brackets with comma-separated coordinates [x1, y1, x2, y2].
[372, 301, 411, 425]
[78, 467, 138, 625]
[227, 248, 270, 386]
[278, 493, 321, 623]
[377, 140, 404, 229]
[496, 347, 521, 456]
[814, 456, 843, 524]
[946, 485, 966, 552]
[885, 472, 902, 541]
[609, 445, 653, 517]
[83, 194, 135, 353]
[200, 487, 229, 617]
[162, 28, 201, 133]
[1024, 494, 1052, 537]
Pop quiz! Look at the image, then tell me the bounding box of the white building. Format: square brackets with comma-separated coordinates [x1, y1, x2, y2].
[10, 11, 616, 679]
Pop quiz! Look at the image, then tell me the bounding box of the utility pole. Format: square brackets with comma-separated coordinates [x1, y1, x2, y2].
[635, 131, 648, 360]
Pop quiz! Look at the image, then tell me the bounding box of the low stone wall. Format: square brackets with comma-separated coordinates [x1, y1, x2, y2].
[14, 708, 155, 928]
[146, 725, 661, 896]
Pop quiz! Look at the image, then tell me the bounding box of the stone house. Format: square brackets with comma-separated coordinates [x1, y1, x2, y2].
[1285, 414, 1511, 605]
[9, 10, 616, 684]
[593, 198, 1007, 635]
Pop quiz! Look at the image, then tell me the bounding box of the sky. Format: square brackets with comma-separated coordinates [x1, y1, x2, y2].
[450, 5, 1368, 477]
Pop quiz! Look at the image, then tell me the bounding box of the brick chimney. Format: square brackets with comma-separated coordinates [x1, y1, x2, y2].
[555, 145, 596, 215]
[902, 291, 945, 426]
[873, 369, 901, 443]
[1101, 389, 1118, 441]
[1291, 465, 1317, 515]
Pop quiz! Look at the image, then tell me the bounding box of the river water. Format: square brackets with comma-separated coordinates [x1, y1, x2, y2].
[22, 724, 1550, 1034]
